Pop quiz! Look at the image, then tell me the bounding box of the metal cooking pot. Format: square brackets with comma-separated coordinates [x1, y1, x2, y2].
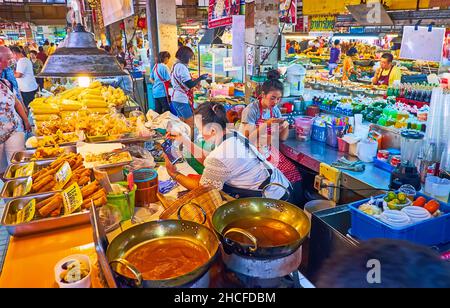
[212, 198, 311, 259]
[106, 219, 220, 288]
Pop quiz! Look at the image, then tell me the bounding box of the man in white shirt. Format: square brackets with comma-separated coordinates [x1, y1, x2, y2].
[10, 46, 39, 108]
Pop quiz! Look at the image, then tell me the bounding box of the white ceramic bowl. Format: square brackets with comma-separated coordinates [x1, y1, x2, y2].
[54, 254, 91, 288]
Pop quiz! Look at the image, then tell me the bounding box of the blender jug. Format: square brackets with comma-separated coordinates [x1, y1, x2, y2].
[390, 130, 424, 191]
[400, 130, 424, 166]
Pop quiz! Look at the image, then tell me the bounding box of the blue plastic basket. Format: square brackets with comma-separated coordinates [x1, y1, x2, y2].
[311, 125, 327, 143]
[348, 192, 450, 246]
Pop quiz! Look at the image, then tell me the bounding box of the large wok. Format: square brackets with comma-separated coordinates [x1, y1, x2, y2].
[106, 219, 220, 288]
[212, 198, 311, 259]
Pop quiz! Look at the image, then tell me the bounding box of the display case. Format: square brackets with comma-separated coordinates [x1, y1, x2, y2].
[194, 44, 244, 83]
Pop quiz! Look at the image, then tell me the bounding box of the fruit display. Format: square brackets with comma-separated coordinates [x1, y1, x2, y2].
[383, 191, 411, 210]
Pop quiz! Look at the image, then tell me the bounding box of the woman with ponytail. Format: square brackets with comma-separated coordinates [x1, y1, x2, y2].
[164, 102, 292, 201]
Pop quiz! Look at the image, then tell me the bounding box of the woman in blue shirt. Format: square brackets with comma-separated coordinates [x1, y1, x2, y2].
[150, 51, 171, 114]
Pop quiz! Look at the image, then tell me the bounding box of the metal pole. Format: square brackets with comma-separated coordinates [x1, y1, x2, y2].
[146, 0, 159, 69]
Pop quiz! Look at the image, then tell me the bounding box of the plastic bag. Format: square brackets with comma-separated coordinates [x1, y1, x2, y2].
[126, 145, 156, 170]
[136, 116, 154, 138]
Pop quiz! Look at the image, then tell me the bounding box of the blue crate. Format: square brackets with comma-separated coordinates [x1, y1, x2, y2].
[311, 125, 327, 143]
[348, 193, 450, 246]
[373, 157, 395, 172]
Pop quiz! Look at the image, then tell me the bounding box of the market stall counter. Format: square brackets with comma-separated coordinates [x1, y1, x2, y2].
[0, 162, 196, 288]
[280, 138, 391, 197]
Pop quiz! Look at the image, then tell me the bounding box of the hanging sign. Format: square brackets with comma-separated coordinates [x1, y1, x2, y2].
[208, 0, 242, 29]
[246, 45, 255, 76]
[100, 0, 135, 27]
[400, 26, 445, 62]
[309, 16, 336, 32]
[208, 0, 232, 29]
[279, 0, 297, 25]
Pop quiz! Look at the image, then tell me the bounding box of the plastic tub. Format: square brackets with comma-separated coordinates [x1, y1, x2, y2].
[107, 182, 137, 221]
[348, 192, 450, 246]
[294, 116, 314, 141]
[337, 137, 349, 153]
[135, 185, 159, 206]
[425, 176, 450, 203]
[133, 168, 158, 189]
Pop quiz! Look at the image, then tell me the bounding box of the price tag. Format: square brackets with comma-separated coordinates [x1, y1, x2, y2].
[15, 162, 35, 178]
[25, 177, 33, 194]
[223, 57, 233, 72]
[55, 162, 72, 189]
[15, 199, 36, 224]
[62, 183, 83, 215]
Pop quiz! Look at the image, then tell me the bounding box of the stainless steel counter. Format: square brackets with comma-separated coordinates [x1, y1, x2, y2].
[280, 139, 391, 197]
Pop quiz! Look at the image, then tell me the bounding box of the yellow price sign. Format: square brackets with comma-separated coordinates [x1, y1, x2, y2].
[62, 183, 83, 215]
[16, 199, 36, 224]
[15, 162, 35, 178]
[55, 162, 72, 189]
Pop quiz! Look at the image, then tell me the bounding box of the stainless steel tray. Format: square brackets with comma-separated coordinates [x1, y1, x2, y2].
[0, 177, 62, 203]
[10, 146, 76, 164]
[1, 193, 90, 237]
[3, 160, 53, 181]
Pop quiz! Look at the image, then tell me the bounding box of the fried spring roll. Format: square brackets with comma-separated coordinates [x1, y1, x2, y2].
[38, 180, 56, 193]
[36, 195, 57, 210]
[39, 195, 62, 217]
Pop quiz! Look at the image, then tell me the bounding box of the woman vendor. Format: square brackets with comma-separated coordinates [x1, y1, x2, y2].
[372, 53, 402, 87]
[170, 46, 208, 137]
[342, 47, 360, 82]
[239, 70, 302, 185]
[164, 102, 292, 201]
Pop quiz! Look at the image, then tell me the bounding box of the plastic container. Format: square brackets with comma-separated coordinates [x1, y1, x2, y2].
[107, 182, 137, 221]
[132, 169, 159, 206]
[326, 125, 345, 148]
[337, 137, 349, 153]
[348, 192, 450, 246]
[294, 116, 314, 141]
[311, 124, 327, 143]
[306, 105, 320, 117]
[424, 176, 450, 203]
[357, 139, 378, 163]
[133, 169, 158, 189]
[54, 254, 91, 288]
